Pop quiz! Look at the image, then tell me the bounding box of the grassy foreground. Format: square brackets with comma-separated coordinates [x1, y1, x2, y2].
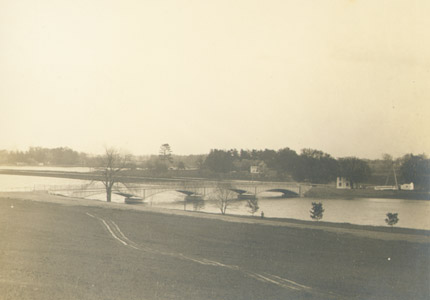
[0, 192, 429, 299]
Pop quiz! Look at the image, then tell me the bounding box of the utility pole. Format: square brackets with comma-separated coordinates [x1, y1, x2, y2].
[393, 165, 398, 188]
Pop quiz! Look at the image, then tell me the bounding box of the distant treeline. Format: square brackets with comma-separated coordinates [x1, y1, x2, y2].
[0, 146, 428, 190]
[0, 147, 87, 166]
[200, 149, 429, 190]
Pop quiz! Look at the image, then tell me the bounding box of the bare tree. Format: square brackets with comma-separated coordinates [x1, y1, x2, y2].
[212, 182, 237, 215]
[99, 148, 126, 202]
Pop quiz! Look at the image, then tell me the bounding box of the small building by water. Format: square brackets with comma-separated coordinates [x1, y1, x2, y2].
[400, 182, 414, 190]
[336, 177, 351, 189]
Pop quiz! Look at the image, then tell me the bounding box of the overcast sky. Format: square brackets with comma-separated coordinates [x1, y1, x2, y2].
[1, 0, 429, 158]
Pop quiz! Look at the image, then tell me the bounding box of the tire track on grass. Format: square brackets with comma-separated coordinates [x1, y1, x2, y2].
[86, 212, 346, 299]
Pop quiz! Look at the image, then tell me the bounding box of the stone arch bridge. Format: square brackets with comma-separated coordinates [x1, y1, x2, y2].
[47, 179, 312, 201]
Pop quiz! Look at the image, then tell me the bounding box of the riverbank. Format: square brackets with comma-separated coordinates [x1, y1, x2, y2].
[305, 185, 430, 200]
[1, 192, 429, 299]
[1, 191, 428, 243]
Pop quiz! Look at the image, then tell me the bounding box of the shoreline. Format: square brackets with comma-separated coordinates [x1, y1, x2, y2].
[305, 185, 430, 200]
[1, 191, 429, 244]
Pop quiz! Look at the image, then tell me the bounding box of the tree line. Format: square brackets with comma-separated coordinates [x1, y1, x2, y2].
[201, 148, 428, 190]
[0, 147, 87, 166]
[202, 148, 369, 185]
[0, 145, 428, 190]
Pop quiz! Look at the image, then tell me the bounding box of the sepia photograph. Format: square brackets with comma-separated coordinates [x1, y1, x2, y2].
[1, 1, 429, 299]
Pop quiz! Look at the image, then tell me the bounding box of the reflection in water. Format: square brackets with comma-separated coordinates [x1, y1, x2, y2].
[246, 198, 260, 216]
[192, 199, 205, 211]
[183, 198, 206, 211]
[148, 192, 430, 230]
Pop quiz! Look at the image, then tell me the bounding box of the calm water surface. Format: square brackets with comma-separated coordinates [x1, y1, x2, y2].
[0, 166, 92, 172]
[145, 191, 430, 230]
[0, 171, 429, 230]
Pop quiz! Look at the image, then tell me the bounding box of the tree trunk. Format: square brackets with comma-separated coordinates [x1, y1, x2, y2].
[220, 202, 226, 215]
[106, 186, 112, 202]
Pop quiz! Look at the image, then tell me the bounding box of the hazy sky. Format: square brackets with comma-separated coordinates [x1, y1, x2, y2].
[1, 0, 429, 158]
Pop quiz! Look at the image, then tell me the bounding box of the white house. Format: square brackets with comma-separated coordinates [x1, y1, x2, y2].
[250, 166, 260, 174]
[336, 177, 351, 189]
[400, 182, 414, 190]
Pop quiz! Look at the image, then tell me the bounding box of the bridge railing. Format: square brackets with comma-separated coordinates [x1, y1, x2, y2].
[0, 180, 313, 199]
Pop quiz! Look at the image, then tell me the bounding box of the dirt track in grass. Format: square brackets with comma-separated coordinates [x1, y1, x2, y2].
[1, 192, 429, 299]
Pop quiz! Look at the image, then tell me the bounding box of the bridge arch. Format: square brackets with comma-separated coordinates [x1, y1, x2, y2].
[262, 189, 299, 198]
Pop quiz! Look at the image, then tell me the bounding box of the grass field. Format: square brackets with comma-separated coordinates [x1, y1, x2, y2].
[0, 192, 429, 299]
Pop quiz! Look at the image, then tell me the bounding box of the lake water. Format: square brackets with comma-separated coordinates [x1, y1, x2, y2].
[0, 170, 429, 230]
[143, 191, 430, 230]
[0, 165, 93, 172]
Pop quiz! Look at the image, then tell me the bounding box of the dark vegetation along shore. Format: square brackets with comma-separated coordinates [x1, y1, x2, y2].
[0, 192, 429, 300]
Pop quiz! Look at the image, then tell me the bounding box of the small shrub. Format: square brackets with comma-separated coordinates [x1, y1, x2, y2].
[310, 202, 324, 221]
[385, 212, 399, 228]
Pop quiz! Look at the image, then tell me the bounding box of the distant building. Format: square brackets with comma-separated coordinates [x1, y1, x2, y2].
[336, 177, 351, 189]
[250, 166, 260, 174]
[400, 182, 414, 190]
